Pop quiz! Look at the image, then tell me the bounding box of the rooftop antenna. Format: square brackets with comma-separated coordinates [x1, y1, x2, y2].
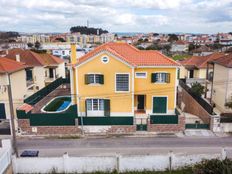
[87, 20, 89, 28]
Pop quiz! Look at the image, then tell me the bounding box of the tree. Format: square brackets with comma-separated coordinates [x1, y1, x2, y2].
[70, 26, 108, 35]
[188, 43, 200, 52]
[190, 82, 204, 97]
[55, 37, 66, 42]
[168, 34, 178, 42]
[34, 41, 41, 50]
[27, 42, 34, 48]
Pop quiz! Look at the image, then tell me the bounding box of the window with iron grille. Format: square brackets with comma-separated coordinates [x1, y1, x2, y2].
[116, 74, 129, 92]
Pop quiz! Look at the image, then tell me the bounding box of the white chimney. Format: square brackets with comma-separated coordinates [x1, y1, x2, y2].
[6, 50, 9, 55]
[16, 54, 20, 62]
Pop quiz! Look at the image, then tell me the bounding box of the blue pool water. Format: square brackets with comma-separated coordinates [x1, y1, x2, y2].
[57, 101, 71, 111]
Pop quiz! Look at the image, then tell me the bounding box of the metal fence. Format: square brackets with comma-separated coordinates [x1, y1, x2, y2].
[24, 77, 70, 105]
[179, 79, 214, 114]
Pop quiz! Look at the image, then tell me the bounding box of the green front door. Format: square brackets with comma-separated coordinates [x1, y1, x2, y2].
[153, 97, 167, 113]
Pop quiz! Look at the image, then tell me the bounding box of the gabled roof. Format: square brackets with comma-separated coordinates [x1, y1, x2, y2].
[180, 52, 225, 69]
[0, 57, 25, 73]
[213, 54, 232, 68]
[6, 48, 64, 67]
[77, 42, 179, 67]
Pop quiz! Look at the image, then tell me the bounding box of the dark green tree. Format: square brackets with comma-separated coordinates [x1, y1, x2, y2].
[27, 42, 34, 48]
[191, 82, 204, 97]
[34, 41, 41, 50]
[168, 34, 178, 42]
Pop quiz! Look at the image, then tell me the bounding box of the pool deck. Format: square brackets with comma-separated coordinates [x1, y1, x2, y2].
[31, 84, 71, 113]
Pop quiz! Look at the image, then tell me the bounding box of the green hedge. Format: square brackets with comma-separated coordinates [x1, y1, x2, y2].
[78, 117, 134, 125]
[150, 115, 178, 124]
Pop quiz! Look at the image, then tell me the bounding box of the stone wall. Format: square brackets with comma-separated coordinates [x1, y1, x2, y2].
[177, 87, 211, 124]
[18, 119, 136, 135]
[107, 125, 136, 134]
[18, 119, 81, 135]
[147, 115, 185, 132]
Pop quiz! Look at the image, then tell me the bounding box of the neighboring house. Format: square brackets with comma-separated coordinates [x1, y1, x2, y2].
[170, 40, 189, 52]
[5, 48, 65, 93]
[192, 45, 213, 56]
[0, 58, 27, 119]
[72, 42, 179, 117]
[208, 54, 232, 113]
[179, 52, 225, 80]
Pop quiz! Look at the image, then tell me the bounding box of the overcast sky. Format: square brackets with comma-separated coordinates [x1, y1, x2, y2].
[0, 0, 232, 33]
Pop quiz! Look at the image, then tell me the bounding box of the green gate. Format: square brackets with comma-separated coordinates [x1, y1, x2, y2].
[185, 123, 209, 129]
[136, 118, 147, 131]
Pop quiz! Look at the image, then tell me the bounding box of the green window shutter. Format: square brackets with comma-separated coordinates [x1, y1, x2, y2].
[177, 69, 180, 79]
[166, 73, 170, 83]
[151, 73, 157, 83]
[104, 99, 110, 117]
[99, 74, 104, 84]
[153, 97, 167, 113]
[85, 74, 89, 84]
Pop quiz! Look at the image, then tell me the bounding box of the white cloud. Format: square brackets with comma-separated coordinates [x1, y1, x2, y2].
[0, 0, 231, 33]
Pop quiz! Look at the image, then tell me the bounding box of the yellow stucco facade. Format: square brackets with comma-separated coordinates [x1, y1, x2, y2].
[75, 51, 178, 116]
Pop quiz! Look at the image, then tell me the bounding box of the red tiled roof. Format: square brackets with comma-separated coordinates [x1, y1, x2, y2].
[213, 54, 232, 68]
[180, 52, 225, 69]
[6, 48, 64, 67]
[17, 103, 34, 112]
[77, 42, 179, 66]
[0, 57, 25, 73]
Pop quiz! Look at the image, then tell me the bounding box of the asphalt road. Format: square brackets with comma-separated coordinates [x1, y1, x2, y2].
[16, 136, 232, 157]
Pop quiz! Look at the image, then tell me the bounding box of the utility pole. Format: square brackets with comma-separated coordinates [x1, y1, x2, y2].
[7, 73, 18, 157]
[78, 97, 84, 135]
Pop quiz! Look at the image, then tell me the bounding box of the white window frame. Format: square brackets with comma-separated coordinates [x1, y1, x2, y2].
[115, 73, 130, 93]
[86, 98, 104, 111]
[135, 72, 147, 78]
[153, 71, 168, 84]
[87, 73, 103, 85]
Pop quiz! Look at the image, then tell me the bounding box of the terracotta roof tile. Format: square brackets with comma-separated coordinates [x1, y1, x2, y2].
[6, 48, 64, 67]
[180, 52, 225, 69]
[77, 42, 179, 66]
[0, 57, 25, 73]
[17, 103, 33, 113]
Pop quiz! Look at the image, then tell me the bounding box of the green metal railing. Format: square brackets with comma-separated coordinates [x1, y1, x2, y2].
[78, 117, 134, 125]
[185, 123, 209, 129]
[24, 77, 70, 105]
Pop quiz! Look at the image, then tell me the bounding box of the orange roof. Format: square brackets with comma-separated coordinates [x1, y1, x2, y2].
[77, 42, 179, 67]
[6, 48, 64, 67]
[17, 103, 34, 113]
[0, 57, 25, 73]
[180, 52, 225, 69]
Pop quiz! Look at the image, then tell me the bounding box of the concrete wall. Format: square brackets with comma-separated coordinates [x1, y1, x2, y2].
[0, 70, 27, 119]
[12, 152, 221, 173]
[0, 139, 12, 174]
[177, 86, 211, 124]
[212, 64, 232, 113]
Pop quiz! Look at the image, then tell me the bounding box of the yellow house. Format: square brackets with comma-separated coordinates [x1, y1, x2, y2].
[71, 43, 179, 118]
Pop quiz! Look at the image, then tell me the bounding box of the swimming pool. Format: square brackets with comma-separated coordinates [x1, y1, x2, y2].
[41, 96, 72, 113]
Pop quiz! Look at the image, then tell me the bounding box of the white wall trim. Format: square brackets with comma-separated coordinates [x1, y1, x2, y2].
[76, 50, 133, 68]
